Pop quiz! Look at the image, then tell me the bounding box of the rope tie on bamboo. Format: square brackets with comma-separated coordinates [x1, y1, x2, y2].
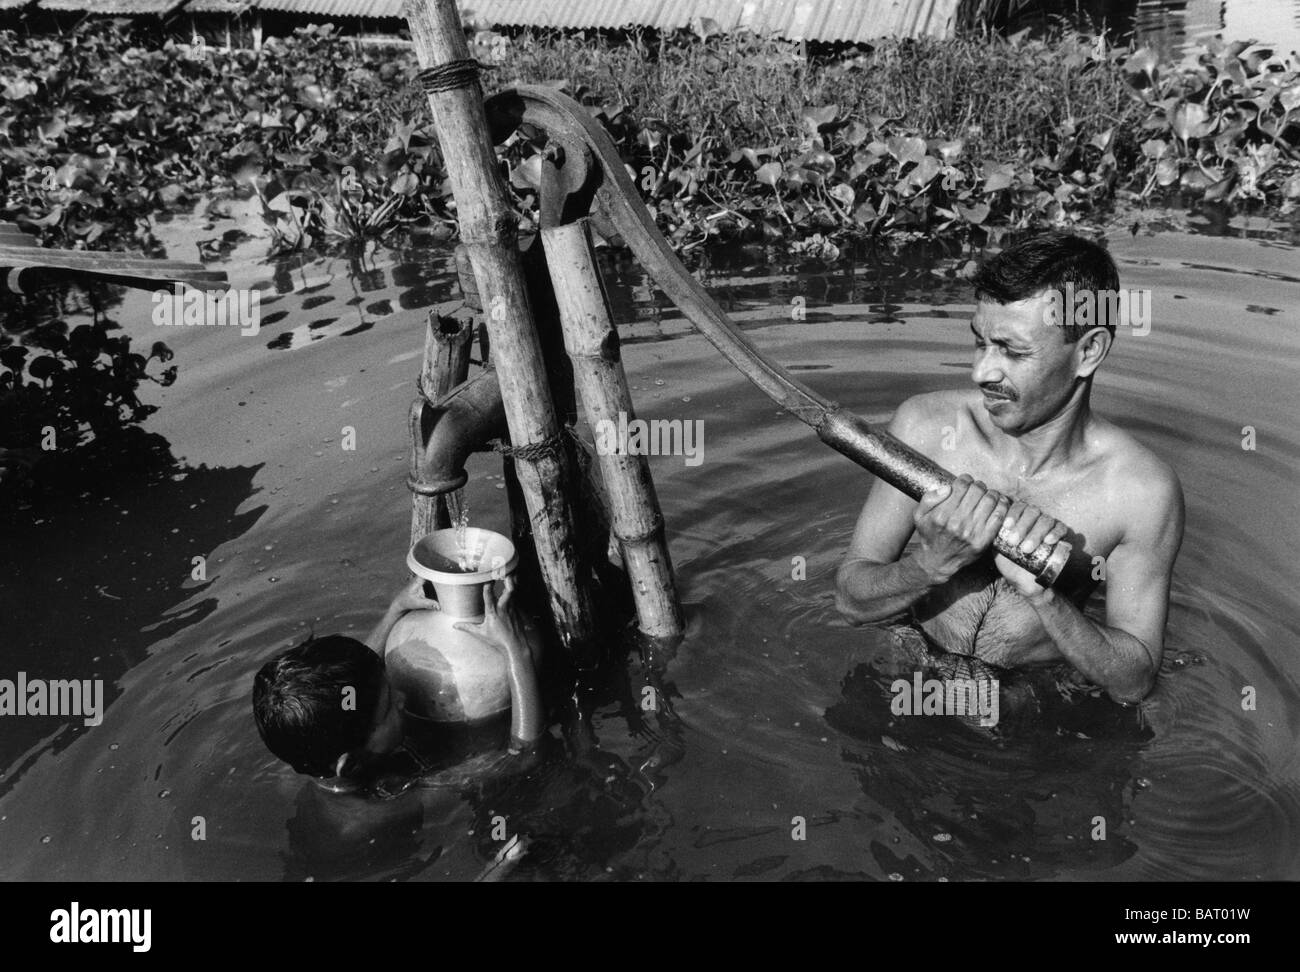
[487, 429, 565, 463]
[487, 423, 590, 464]
[415, 59, 492, 94]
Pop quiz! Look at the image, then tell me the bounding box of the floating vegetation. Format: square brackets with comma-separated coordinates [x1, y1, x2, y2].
[2, 22, 1296, 262]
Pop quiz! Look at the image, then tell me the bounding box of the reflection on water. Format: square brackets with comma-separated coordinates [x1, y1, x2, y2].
[0, 207, 1297, 880]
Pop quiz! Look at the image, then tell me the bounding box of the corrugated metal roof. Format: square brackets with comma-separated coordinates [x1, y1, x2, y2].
[184, 0, 255, 12]
[37, 0, 184, 11]
[191, 1, 959, 40]
[459, 0, 961, 40]
[0, 0, 32, 10]
[252, 0, 402, 14]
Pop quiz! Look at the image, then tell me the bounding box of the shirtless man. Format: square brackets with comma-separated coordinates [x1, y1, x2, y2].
[835, 232, 1184, 704]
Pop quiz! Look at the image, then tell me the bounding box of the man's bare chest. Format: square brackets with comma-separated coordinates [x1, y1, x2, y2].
[945, 446, 1123, 559]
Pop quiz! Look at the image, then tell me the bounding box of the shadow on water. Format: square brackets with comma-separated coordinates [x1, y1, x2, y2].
[0, 283, 263, 799]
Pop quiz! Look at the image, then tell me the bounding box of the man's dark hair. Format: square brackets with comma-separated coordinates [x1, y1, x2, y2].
[970, 230, 1120, 343]
[252, 635, 385, 778]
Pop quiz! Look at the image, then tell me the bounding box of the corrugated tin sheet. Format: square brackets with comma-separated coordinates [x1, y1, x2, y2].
[459, 0, 961, 40]
[252, 0, 402, 14]
[184, 0, 255, 12]
[206, 1, 959, 40]
[0, 0, 33, 10]
[37, 0, 184, 11]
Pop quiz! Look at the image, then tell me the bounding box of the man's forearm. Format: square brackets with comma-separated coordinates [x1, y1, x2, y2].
[835, 555, 942, 624]
[1022, 587, 1156, 703]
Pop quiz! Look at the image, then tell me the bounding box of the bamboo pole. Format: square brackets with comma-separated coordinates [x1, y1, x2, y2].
[542, 218, 684, 642]
[403, 0, 598, 654]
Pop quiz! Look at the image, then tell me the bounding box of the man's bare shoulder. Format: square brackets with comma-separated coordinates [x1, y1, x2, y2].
[1093, 419, 1184, 536]
[889, 390, 981, 449]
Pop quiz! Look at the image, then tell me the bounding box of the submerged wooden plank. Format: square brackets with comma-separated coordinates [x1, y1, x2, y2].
[0, 223, 228, 291]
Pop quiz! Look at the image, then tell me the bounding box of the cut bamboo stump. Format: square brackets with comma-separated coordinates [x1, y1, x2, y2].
[542, 218, 684, 642]
[404, 0, 598, 655]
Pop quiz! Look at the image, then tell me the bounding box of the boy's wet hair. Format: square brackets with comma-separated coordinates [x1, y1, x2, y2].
[971, 230, 1121, 343]
[253, 635, 385, 778]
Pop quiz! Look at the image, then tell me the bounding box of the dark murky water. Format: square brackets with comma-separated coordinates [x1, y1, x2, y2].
[1, 202, 1297, 880]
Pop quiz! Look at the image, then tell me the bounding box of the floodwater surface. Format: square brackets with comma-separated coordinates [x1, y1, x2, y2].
[1, 210, 1297, 881]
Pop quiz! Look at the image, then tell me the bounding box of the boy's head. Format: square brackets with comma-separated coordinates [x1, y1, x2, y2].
[253, 635, 404, 781]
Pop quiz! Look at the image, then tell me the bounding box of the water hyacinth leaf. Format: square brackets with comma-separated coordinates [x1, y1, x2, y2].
[1203, 172, 1235, 202]
[390, 171, 419, 196]
[800, 104, 838, 134]
[981, 162, 1015, 193]
[801, 150, 836, 174]
[298, 83, 331, 109]
[1171, 101, 1212, 139]
[847, 158, 872, 180]
[1179, 166, 1218, 192]
[908, 155, 941, 187]
[4, 78, 37, 100]
[755, 161, 783, 187]
[852, 200, 877, 224]
[1140, 138, 1169, 159]
[1124, 47, 1159, 86]
[933, 139, 964, 163]
[829, 183, 855, 208]
[863, 140, 889, 161]
[37, 115, 66, 143]
[886, 135, 926, 167]
[1089, 128, 1114, 151]
[843, 120, 870, 146]
[954, 201, 989, 224]
[785, 169, 811, 190]
[1155, 157, 1179, 185]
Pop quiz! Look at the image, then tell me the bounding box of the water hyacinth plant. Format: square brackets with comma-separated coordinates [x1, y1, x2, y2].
[2, 21, 1297, 263]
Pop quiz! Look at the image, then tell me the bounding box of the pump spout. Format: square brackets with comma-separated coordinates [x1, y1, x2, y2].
[408, 367, 508, 498]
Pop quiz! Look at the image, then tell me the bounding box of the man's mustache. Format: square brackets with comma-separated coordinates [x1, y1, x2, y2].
[981, 384, 1017, 400]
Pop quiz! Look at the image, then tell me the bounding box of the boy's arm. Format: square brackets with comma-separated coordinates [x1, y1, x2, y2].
[366, 578, 439, 654]
[502, 633, 543, 751]
[453, 577, 543, 750]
